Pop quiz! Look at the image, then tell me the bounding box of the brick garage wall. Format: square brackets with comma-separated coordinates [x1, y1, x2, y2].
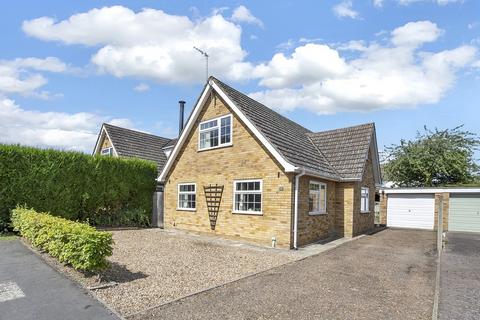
[297, 176, 336, 246]
[352, 147, 375, 236]
[164, 93, 293, 248]
[379, 192, 387, 225]
[434, 192, 449, 231]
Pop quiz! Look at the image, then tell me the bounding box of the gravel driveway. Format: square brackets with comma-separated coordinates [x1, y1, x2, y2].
[130, 229, 436, 320]
[55, 229, 297, 316]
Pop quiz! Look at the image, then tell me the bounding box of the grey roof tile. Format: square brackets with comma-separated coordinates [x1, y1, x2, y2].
[212, 77, 375, 181]
[307, 123, 374, 180]
[103, 123, 175, 172]
[212, 78, 338, 178]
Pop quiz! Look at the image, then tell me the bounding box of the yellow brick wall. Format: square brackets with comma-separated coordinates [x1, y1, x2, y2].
[297, 176, 336, 246]
[379, 192, 387, 225]
[163, 93, 293, 248]
[335, 182, 355, 237]
[101, 134, 113, 149]
[352, 148, 375, 236]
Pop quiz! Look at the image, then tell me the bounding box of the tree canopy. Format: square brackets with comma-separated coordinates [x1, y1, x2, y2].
[383, 126, 480, 187]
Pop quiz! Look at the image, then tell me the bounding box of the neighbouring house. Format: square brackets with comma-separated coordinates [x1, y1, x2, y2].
[93, 123, 176, 172]
[157, 77, 382, 249]
[379, 188, 480, 233]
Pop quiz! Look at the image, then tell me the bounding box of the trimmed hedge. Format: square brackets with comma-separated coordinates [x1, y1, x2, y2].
[12, 207, 113, 271]
[0, 144, 157, 229]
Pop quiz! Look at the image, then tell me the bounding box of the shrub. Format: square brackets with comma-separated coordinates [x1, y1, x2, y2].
[0, 144, 157, 228]
[12, 207, 113, 271]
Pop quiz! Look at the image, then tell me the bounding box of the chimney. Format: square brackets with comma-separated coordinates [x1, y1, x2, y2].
[178, 100, 185, 135]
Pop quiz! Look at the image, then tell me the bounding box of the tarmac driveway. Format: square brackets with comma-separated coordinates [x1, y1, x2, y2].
[130, 229, 436, 320]
[0, 238, 119, 320]
[439, 232, 480, 320]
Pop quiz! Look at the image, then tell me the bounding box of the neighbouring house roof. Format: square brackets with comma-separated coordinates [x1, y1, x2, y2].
[159, 77, 382, 184]
[93, 123, 175, 172]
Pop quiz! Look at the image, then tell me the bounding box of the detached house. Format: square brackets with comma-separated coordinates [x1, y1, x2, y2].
[93, 123, 176, 172]
[158, 77, 382, 249]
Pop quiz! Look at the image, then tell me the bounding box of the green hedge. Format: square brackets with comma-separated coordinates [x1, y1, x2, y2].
[12, 207, 113, 271]
[0, 144, 157, 229]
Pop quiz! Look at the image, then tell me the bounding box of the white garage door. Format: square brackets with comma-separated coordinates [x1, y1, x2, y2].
[387, 194, 435, 230]
[449, 194, 480, 233]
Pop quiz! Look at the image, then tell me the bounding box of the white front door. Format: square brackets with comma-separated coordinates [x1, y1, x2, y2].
[387, 194, 435, 230]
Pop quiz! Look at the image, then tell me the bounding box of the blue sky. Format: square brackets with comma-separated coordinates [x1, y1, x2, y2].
[0, 0, 479, 155]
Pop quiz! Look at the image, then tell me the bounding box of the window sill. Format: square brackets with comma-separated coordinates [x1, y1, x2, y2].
[309, 212, 327, 216]
[177, 208, 196, 212]
[198, 143, 233, 152]
[232, 211, 263, 216]
[360, 210, 371, 214]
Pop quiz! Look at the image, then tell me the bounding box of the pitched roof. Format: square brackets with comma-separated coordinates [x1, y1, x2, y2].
[212, 78, 338, 179]
[102, 123, 175, 171]
[159, 77, 380, 183]
[307, 123, 375, 180]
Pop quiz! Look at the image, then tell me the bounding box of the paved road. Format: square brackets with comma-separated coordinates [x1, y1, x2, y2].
[439, 232, 480, 320]
[130, 229, 436, 320]
[0, 239, 120, 320]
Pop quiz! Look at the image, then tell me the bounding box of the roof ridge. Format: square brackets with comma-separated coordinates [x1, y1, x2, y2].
[310, 122, 374, 136]
[103, 123, 174, 146]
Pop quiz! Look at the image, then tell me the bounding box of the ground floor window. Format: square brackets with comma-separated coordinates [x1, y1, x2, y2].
[309, 181, 327, 214]
[233, 180, 262, 214]
[178, 183, 196, 210]
[361, 187, 370, 212]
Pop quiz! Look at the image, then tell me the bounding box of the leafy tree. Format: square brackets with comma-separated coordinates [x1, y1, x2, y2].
[383, 126, 480, 187]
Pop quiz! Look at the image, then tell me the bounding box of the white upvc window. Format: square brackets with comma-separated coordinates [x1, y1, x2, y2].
[178, 183, 196, 211]
[309, 181, 327, 215]
[233, 179, 262, 214]
[198, 114, 232, 151]
[361, 187, 370, 213]
[101, 147, 113, 156]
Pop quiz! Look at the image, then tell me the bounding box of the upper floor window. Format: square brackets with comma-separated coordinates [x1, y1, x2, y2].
[361, 187, 370, 212]
[309, 181, 327, 214]
[198, 114, 232, 150]
[101, 147, 113, 156]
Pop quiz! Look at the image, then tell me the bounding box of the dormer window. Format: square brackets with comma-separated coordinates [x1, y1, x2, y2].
[198, 114, 232, 151]
[101, 147, 113, 156]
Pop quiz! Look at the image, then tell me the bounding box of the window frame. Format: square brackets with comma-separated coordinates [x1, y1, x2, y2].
[308, 180, 327, 215]
[361, 187, 370, 213]
[100, 147, 113, 156]
[198, 114, 233, 151]
[232, 179, 263, 215]
[177, 183, 197, 211]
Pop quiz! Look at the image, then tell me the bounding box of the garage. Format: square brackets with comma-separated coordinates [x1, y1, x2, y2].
[386, 193, 435, 230]
[449, 193, 480, 233]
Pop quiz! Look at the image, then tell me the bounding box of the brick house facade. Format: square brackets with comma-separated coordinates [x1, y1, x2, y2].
[159, 77, 382, 249]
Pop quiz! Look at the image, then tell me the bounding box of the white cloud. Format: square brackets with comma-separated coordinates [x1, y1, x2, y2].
[373, 0, 385, 7]
[231, 5, 263, 27]
[0, 97, 132, 152]
[134, 83, 150, 92]
[0, 57, 66, 97]
[333, 1, 360, 19]
[248, 21, 478, 114]
[391, 20, 443, 47]
[22, 6, 250, 84]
